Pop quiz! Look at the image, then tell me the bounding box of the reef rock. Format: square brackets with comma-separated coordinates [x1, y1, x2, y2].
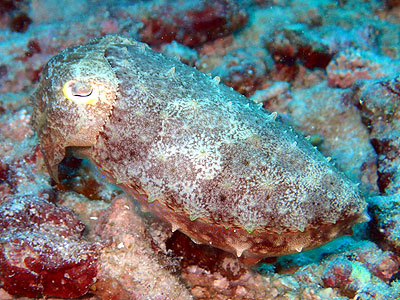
[0, 195, 98, 298]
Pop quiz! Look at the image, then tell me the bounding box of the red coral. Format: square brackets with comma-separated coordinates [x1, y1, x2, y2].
[10, 12, 32, 33]
[0, 195, 99, 298]
[321, 260, 357, 298]
[266, 26, 333, 81]
[297, 45, 333, 69]
[385, 0, 400, 9]
[139, 0, 248, 47]
[25, 39, 42, 58]
[0, 0, 22, 15]
[318, 241, 400, 298]
[370, 138, 399, 193]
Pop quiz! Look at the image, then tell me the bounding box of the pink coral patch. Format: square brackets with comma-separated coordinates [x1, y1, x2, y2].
[0, 195, 99, 298]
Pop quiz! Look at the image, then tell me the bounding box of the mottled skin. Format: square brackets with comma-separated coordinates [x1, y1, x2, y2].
[32, 36, 367, 261]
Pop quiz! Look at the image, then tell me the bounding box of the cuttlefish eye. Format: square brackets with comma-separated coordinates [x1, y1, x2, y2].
[62, 80, 99, 105]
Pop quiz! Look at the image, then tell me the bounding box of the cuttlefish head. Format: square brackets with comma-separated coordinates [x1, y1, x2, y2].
[31, 36, 133, 181]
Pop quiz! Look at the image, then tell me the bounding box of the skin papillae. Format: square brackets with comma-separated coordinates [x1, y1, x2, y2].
[31, 35, 368, 262]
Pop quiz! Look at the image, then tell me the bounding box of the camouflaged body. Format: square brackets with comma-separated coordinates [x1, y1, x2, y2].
[32, 35, 367, 260]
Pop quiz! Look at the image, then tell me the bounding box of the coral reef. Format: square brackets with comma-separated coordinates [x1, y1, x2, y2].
[167, 230, 275, 299]
[0, 0, 31, 33]
[1, 0, 400, 299]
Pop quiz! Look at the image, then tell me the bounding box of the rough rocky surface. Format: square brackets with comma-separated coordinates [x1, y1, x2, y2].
[139, 0, 248, 47]
[0, 195, 99, 298]
[93, 195, 193, 300]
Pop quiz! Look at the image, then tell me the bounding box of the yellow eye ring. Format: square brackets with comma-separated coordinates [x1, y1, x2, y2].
[62, 80, 99, 105]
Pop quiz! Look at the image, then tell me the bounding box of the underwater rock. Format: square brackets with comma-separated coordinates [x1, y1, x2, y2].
[0, 195, 99, 298]
[322, 259, 360, 298]
[319, 240, 400, 298]
[161, 41, 199, 67]
[284, 239, 400, 299]
[265, 24, 334, 81]
[209, 46, 270, 97]
[93, 194, 193, 300]
[288, 82, 377, 193]
[32, 35, 367, 262]
[139, 0, 248, 47]
[327, 49, 396, 89]
[369, 194, 400, 254]
[352, 76, 400, 194]
[167, 230, 275, 299]
[10, 12, 32, 33]
[385, 0, 400, 9]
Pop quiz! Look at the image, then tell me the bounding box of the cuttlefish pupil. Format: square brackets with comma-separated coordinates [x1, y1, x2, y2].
[63, 80, 98, 104]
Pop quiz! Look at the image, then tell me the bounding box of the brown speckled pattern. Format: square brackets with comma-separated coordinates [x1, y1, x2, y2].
[32, 35, 367, 260]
